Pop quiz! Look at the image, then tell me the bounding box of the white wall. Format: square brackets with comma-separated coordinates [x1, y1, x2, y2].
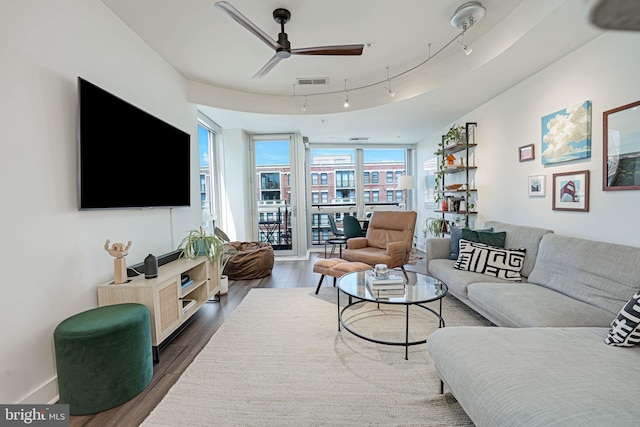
[218, 128, 251, 241]
[417, 31, 640, 247]
[0, 0, 201, 403]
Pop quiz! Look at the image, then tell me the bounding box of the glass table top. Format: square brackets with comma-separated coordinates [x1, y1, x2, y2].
[338, 270, 448, 304]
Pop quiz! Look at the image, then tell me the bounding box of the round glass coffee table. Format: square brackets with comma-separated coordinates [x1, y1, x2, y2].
[337, 270, 447, 359]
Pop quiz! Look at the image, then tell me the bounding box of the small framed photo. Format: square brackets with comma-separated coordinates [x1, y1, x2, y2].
[528, 175, 545, 197]
[553, 170, 590, 212]
[519, 144, 535, 162]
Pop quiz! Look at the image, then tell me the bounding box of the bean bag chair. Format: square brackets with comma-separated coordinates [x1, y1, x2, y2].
[223, 241, 274, 280]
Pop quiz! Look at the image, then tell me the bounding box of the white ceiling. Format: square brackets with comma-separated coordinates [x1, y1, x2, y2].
[102, 0, 603, 143]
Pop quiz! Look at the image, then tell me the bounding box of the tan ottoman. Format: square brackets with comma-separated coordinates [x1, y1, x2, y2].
[313, 258, 370, 294]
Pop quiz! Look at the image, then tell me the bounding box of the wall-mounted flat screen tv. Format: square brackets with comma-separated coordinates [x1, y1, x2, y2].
[78, 77, 190, 209]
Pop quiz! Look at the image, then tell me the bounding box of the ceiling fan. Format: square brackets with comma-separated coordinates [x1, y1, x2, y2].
[214, 1, 364, 78]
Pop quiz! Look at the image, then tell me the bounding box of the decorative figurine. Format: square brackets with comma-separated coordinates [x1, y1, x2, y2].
[104, 239, 132, 284]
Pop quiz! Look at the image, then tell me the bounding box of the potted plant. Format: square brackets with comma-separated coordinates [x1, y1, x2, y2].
[444, 124, 466, 147]
[425, 217, 449, 237]
[434, 137, 448, 205]
[178, 227, 225, 292]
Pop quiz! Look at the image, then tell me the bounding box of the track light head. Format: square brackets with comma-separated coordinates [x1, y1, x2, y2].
[343, 79, 349, 108]
[451, 2, 484, 56]
[384, 66, 395, 98]
[458, 32, 473, 56]
[458, 38, 473, 55]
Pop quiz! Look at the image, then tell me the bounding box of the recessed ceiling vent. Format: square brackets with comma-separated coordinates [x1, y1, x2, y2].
[349, 137, 369, 142]
[296, 77, 329, 86]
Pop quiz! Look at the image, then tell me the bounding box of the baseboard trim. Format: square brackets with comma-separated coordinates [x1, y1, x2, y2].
[18, 375, 58, 404]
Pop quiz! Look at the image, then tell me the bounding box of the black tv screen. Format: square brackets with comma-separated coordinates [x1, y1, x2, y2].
[78, 77, 190, 209]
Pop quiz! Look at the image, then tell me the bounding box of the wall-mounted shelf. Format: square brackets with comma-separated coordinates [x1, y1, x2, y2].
[436, 143, 478, 156]
[431, 122, 478, 233]
[434, 210, 477, 214]
[442, 166, 477, 175]
[435, 189, 477, 194]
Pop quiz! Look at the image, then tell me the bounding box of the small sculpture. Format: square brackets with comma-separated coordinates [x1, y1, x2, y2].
[104, 240, 132, 284]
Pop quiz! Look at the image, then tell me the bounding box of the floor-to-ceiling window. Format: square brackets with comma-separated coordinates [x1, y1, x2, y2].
[307, 146, 413, 246]
[197, 114, 221, 234]
[361, 148, 409, 217]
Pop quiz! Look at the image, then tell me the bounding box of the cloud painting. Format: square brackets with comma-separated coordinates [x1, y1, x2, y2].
[541, 100, 592, 164]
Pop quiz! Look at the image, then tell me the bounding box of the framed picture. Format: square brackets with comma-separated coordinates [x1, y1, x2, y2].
[541, 100, 592, 164]
[552, 170, 590, 212]
[519, 144, 535, 162]
[528, 175, 545, 196]
[602, 99, 640, 191]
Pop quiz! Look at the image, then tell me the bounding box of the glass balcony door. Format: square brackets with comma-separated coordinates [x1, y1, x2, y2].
[254, 137, 297, 256]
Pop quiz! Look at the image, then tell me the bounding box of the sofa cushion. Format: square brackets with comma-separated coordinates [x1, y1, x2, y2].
[606, 291, 640, 346]
[467, 282, 615, 327]
[428, 259, 511, 300]
[448, 226, 493, 260]
[461, 229, 506, 248]
[528, 233, 640, 316]
[483, 221, 553, 277]
[454, 240, 526, 282]
[428, 326, 640, 427]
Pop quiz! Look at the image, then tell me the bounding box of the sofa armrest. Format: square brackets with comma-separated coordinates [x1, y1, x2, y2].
[426, 237, 451, 272]
[346, 237, 368, 249]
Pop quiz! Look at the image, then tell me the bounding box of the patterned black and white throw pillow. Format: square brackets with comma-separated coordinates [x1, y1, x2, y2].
[454, 239, 526, 282]
[605, 291, 640, 347]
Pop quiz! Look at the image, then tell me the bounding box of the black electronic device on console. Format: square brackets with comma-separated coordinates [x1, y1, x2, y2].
[127, 249, 182, 278]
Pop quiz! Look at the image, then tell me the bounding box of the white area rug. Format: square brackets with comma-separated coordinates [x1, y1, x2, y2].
[142, 287, 491, 426]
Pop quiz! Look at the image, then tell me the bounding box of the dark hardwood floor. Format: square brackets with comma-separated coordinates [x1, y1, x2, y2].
[69, 253, 426, 427]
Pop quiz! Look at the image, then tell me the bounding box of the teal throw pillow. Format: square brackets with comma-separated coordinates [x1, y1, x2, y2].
[449, 226, 493, 260]
[461, 229, 506, 248]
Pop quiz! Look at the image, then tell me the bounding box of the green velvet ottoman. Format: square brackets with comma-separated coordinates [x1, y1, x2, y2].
[54, 303, 153, 415]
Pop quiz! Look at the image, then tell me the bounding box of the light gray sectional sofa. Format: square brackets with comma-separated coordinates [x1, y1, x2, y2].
[425, 221, 640, 426]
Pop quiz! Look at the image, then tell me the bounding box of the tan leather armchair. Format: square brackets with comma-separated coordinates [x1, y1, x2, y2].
[342, 211, 417, 269]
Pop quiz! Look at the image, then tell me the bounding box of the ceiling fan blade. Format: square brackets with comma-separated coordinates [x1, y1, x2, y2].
[252, 55, 283, 79]
[214, 1, 280, 51]
[291, 44, 364, 56]
[590, 0, 640, 31]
